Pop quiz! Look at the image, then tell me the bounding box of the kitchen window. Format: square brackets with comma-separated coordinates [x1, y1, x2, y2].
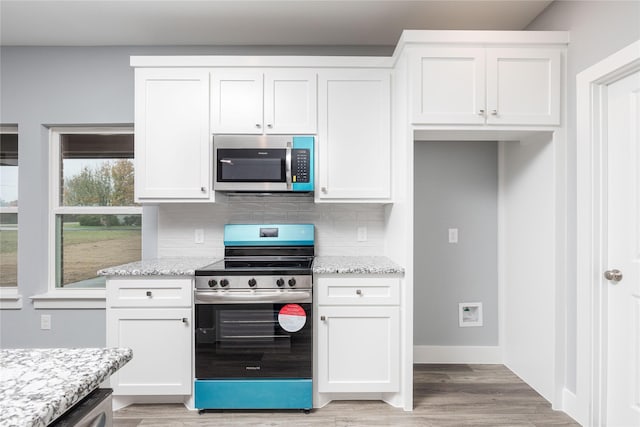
[0, 126, 19, 309]
[48, 127, 141, 291]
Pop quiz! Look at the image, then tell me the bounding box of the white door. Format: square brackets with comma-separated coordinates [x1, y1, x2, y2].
[605, 69, 640, 426]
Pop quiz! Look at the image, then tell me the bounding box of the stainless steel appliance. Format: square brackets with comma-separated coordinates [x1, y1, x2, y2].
[194, 224, 314, 411]
[213, 135, 314, 193]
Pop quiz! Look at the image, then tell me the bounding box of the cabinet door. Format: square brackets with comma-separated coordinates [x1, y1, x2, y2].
[264, 70, 317, 134]
[411, 48, 486, 124]
[486, 48, 561, 125]
[135, 68, 210, 200]
[317, 306, 399, 392]
[106, 308, 192, 395]
[211, 70, 263, 134]
[317, 69, 391, 200]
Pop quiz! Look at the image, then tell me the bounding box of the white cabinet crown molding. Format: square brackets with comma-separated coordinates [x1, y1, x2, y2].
[130, 56, 394, 68]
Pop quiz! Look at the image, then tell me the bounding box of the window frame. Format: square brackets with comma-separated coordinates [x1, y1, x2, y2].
[33, 126, 140, 309]
[0, 125, 21, 309]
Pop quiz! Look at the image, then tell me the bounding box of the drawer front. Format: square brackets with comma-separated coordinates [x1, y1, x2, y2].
[316, 277, 399, 306]
[106, 278, 192, 308]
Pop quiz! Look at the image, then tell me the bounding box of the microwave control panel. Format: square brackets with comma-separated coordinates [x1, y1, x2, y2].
[292, 149, 310, 183]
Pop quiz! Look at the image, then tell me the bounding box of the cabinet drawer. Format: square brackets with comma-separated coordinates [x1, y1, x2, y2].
[106, 278, 192, 308]
[316, 277, 399, 306]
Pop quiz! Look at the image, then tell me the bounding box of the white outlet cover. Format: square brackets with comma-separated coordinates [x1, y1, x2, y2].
[194, 228, 205, 244]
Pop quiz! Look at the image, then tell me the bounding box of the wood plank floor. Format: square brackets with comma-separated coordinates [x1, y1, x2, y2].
[113, 364, 580, 426]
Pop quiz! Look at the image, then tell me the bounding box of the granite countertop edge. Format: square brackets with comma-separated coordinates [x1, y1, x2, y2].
[0, 347, 132, 427]
[97, 257, 218, 276]
[312, 255, 405, 275]
[97, 256, 404, 277]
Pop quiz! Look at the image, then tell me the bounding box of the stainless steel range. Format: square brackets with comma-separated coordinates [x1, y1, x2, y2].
[193, 224, 314, 412]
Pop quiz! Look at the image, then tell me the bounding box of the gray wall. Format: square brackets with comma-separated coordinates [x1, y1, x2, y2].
[413, 141, 498, 346]
[0, 44, 390, 349]
[526, 0, 640, 392]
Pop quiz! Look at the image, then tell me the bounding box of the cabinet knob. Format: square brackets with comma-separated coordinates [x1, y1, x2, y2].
[320, 315, 326, 321]
[491, 110, 498, 115]
[200, 186, 206, 193]
[146, 291, 152, 297]
[267, 124, 273, 129]
[181, 317, 188, 323]
[321, 187, 327, 194]
[356, 289, 362, 295]
[478, 109, 485, 116]
[255, 123, 261, 128]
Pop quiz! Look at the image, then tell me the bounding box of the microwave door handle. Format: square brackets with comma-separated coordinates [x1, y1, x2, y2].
[285, 144, 292, 190]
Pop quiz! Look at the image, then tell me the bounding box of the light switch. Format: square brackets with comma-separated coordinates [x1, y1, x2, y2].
[448, 228, 458, 243]
[195, 229, 205, 244]
[357, 226, 367, 242]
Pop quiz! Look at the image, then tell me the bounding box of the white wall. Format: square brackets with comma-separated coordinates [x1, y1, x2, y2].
[501, 135, 557, 403]
[527, 0, 640, 393]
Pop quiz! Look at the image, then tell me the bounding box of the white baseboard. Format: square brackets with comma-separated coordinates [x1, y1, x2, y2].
[561, 388, 585, 426]
[414, 345, 502, 364]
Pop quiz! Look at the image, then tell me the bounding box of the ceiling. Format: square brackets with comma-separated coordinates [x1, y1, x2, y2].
[0, 0, 554, 47]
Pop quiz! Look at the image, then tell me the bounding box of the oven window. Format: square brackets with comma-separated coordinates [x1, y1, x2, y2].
[195, 303, 312, 379]
[217, 149, 285, 182]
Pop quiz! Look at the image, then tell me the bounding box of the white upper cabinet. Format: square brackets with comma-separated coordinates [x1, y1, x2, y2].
[211, 70, 317, 134]
[411, 47, 561, 126]
[317, 69, 392, 201]
[485, 48, 561, 125]
[135, 68, 211, 201]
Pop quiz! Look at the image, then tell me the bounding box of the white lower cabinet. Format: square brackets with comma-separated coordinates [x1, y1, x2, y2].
[316, 277, 400, 394]
[106, 278, 192, 396]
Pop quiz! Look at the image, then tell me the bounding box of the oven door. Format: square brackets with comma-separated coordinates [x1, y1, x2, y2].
[195, 302, 312, 379]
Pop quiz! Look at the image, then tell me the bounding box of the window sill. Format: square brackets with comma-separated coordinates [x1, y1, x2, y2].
[0, 288, 23, 309]
[31, 289, 106, 309]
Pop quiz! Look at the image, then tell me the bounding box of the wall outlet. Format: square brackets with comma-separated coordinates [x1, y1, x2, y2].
[40, 314, 51, 330]
[448, 228, 458, 243]
[194, 228, 204, 244]
[459, 302, 483, 327]
[357, 226, 367, 242]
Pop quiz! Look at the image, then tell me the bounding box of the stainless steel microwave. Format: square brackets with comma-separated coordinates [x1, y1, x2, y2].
[213, 135, 314, 192]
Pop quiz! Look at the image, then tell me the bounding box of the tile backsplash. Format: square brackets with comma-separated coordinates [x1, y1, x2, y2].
[157, 196, 386, 258]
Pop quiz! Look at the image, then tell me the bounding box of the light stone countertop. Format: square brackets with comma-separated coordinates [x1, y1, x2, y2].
[97, 257, 218, 276]
[312, 256, 405, 275]
[0, 347, 132, 427]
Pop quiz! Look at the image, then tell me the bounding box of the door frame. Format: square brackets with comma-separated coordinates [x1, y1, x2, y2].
[576, 40, 640, 426]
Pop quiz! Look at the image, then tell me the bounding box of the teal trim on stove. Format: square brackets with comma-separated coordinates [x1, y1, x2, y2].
[194, 379, 312, 409]
[292, 136, 314, 192]
[224, 224, 314, 246]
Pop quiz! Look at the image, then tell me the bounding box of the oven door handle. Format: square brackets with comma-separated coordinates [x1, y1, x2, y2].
[195, 290, 312, 304]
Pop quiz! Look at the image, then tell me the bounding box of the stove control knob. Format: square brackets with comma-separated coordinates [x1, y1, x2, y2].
[207, 279, 217, 288]
[248, 278, 257, 287]
[276, 278, 285, 287]
[288, 278, 296, 287]
[220, 279, 229, 288]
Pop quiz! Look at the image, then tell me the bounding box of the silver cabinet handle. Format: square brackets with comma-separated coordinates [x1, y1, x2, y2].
[604, 269, 623, 282]
[356, 289, 362, 295]
[200, 186, 206, 193]
[255, 123, 261, 128]
[146, 291, 152, 297]
[478, 109, 485, 116]
[267, 124, 273, 129]
[320, 315, 326, 321]
[491, 110, 498, 115]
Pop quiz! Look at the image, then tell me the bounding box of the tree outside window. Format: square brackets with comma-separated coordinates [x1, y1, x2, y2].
[51, 128, 141, 289]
